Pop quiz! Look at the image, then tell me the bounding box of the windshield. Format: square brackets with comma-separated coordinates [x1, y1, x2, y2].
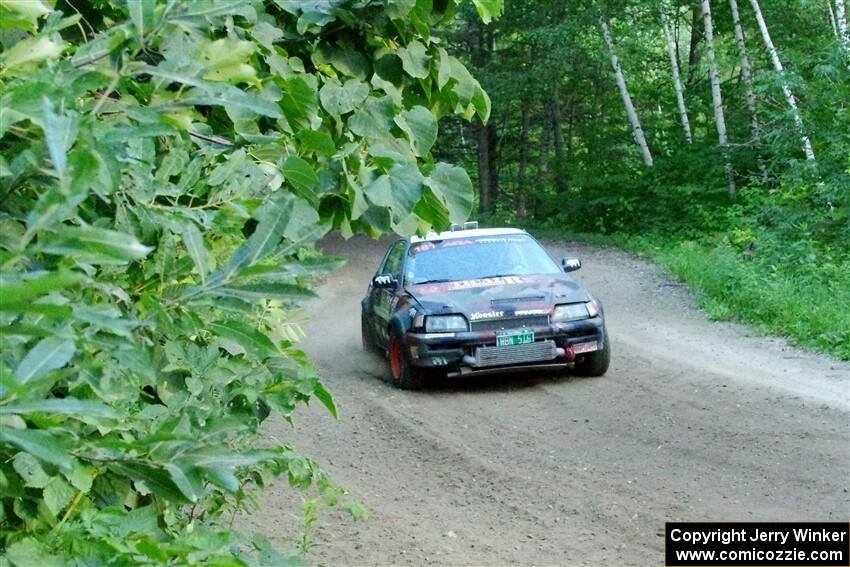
[405, 234, 561, 285]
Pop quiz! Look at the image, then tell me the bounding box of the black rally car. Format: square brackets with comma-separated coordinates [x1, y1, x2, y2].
[361, 224, 610, 388]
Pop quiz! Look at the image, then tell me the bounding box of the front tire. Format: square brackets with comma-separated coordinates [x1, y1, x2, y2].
[388, 335, 428, 389]
[573, 331, 611, 377]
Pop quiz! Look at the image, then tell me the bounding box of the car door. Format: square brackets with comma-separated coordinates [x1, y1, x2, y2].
[369, 240, 405, 347]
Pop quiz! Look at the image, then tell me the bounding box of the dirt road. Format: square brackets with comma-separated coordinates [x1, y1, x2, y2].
[244, 235, 850, 566]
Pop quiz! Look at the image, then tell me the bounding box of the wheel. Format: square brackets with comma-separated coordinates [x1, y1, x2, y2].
[573, 331, 611, 377]
[361, 314, 377, 352]
[387, 335, 428, 390]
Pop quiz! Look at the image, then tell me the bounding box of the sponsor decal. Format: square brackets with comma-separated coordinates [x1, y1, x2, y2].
[442, 239, 475, 248]
[514, 309, 548, 316]
[415, 275, 526, 294]
[470, 311, 505, 321]
[474, 237, 527, 243]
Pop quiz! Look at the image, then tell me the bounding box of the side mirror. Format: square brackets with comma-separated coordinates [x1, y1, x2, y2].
[372, 274, 397, 289]
[561, 257, 581, 273]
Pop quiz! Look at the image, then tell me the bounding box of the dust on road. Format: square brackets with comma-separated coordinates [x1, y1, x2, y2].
[242, 234, 850, 567]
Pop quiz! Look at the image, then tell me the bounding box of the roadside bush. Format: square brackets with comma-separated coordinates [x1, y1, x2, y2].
[0, 1, 499, 564]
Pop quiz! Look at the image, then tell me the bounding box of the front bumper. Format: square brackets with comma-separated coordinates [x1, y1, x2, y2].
[404, 317, 605, 371]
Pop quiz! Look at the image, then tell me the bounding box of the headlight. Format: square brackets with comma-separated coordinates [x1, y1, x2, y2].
[425, 314, 468, 332]
[552, 303, 591, 322]
[586, 298, 600, 318]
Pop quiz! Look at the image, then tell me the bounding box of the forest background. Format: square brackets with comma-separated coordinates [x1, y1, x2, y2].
[436, 0, 850, 360]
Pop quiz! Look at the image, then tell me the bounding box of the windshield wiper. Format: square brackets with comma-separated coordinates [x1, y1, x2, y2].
[413, 278, 455, 285]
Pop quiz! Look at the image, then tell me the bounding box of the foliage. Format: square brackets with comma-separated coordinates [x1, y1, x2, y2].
[0, 0, 500, 564]
[442, 0, 849, 359]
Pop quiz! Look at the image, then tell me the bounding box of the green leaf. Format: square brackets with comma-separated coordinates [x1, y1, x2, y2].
[197, 38, 257, 84]
[385, 0, 417, 19]
[13, 452, 51, 488]
[282, 156, 319, 197]
[313, 381, 337, 418]
[211, 283, 316, 303]
[472, 0, 503, 23]
[387, 163, 425, 221]
[43, 476, 76, 516]
[0, 36, 65, 74]
[146, 68, 282, 118]
[181, 223, 210, 285]
[279, 76, 319, 129]
[350, 96, 396, 140]
[208, 320, 277, 358]
[424, 163, 474, 224]
[188, 448, 279, 469]
[471, 83, 491, 123]
[115, 505, 158, 537]
[414, 185, 450, 229]
[15, 337, 75, 384]
[222, 194, 319, 281]
[3, 538, 64, 567]
[64, 460, 94, 492]
[296, 130, 336, 156]
[42, 97, 78, 175]
[394, 106, 438, 156]
[319, 78, 368, 116]
[163, 462, 202, 503]
[397, 40, 430, 79]
[109, 462, 190, 503]
[0, 398, 119, 420]
[0, 271, 83, 308]
[0, 428, 74, 472]
[345, 500, 368, 521]
[0, 0, 50, 32]
[38, 225, 153, 265]
[239, 256, 345, 279]
[202, 465, 240, 493]
[128, 0, 155, 41]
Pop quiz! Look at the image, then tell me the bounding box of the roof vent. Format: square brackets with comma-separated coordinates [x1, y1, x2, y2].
[463, 221, 479, 230]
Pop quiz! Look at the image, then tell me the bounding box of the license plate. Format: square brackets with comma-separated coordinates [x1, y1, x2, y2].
[573, 341, 598, 354]
[496, 329, 534, 347]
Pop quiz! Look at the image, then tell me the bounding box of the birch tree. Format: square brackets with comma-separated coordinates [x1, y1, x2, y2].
[600, 18, 654, 167]
[729, 0, 760, 141]
[660, 4, 693, 143]
[748, 0, 816, 160]
[701, 0, 736, 194]
[827, 0, 839, 37]
[837, 0, 850, 57]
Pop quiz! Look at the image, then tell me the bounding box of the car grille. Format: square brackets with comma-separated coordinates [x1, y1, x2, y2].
[473, 340, 558, 367]
[470, 315, 550, 331]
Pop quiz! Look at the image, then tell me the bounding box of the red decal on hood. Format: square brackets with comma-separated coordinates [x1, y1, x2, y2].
[415, 275, 526, 294]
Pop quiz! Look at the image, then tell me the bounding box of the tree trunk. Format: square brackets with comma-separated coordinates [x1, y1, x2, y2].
[702, 0, 736, 194]
[729, 0, 760, 141]
[827, 0, 840, 37]
[517, 99, 531, 219]
[600, 18, 654, 167]
[477, 122, 493, 214]
[748, 0, 816, 160]
[661, 5, 693, 143]
[687, 4, 704, 87]
[550, 89, 568, 192]
[487, 123, 499, 207]
[836, 0, 850, 57]
[538, 110, 550, 179]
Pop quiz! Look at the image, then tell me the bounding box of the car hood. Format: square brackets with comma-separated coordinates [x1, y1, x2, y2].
[406, 274, 590, 320]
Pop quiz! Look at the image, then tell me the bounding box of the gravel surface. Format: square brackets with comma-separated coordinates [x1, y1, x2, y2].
[241, 234, 850, 567]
